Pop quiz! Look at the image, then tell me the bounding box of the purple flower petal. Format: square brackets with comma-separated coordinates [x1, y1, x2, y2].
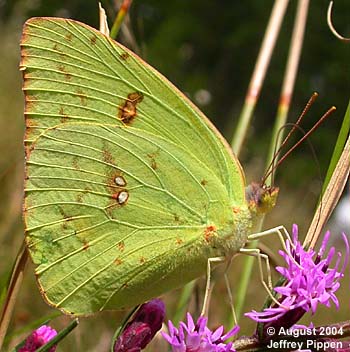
[19, 325, 57, 352]
[114, 299, 165, 352]
[162, 313, 238, 352]
[245, 225, 349, 330]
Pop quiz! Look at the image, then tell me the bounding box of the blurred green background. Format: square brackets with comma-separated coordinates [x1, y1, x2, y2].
[0, 0, 349, 351]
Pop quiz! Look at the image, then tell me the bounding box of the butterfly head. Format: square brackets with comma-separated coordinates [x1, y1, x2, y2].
[245, 182, 279, 215]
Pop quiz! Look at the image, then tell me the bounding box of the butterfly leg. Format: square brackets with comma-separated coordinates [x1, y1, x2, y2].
[200, 256, 225, 317]
[223, 271, 238, 326]
[248, 225, 296, 257]
[239, 248, 287, 308]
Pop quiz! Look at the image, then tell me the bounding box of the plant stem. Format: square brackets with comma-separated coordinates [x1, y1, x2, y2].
[265, 0, 309, 183]
[110, 0, 133, 40]
[35, 319, 79, 352]
[305, 134, 350, 248]
[0, 241, 28, 350]
[173, 280, 196, 326]
[231, 0, 289, 155]
[232, 0, 289, 324]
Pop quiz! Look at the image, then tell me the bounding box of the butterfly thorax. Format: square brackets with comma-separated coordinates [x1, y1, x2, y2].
[245, 182, 279, 218]
[200, 184, 278, 259]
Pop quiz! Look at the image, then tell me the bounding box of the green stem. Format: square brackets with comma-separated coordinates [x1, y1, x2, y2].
[231, 100, 256, 154]
[34, 319, 79, 352]
[233, 0, 308, 325]
[323, 100, 350, 192]
[231, 0, 289, 154]
[110, 0, 133, 40]
[234, 240, 259, 321]
[265, 0, 309, 180]
[173, 281, 196, 325]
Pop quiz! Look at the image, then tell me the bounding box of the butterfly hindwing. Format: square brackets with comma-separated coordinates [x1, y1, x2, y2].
[25, 123, 251, 313]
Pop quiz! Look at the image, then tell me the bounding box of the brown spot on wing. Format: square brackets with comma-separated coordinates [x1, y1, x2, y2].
[150, 159, 157, 170]
[23, 93, 37, 108]
[72, 156, 80, 170]
[232, 207, 240, 214]
[147, 151, 159, 170]
[57, 65, 72, 80]
[59, 106, 69, 123]
[102, 149, 116, 165]
[23, 74, 30, 89]
[26, 117, 38, 129]
[90, 35, 97, 44]
[118, 92, 143, 124]
[120, 52, 130, 60]
[58, 207, 74, 230]
[114, 258, 123, 265]
[102, 148, 130, 209]
[83, 186, 92, 194]
[65, 33, 72, 41]
[201, 179, 208, 186]
[105, 171, 128, 214]
[139, 256, 146, 264]
[76, 88, 87, 106]
[117, 241, 125, 252]
[204, 225, 216, 242]
[52, 43, 63, 53]
[82, 240, 89, 250]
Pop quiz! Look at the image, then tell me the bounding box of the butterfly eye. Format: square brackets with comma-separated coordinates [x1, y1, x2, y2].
[114, 176, 126, 186]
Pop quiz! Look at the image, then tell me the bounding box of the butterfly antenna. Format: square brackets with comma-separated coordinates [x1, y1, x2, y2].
[263, 92, 319, 185]
[267, 127, 287, 186]
[262, 105, 336, 184]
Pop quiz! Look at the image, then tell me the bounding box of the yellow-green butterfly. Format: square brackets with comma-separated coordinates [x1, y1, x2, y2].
[21, 17, 277, 315]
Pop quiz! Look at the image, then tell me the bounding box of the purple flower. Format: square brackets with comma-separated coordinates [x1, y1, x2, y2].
[162, 312, 239, 352]
[245, 225, 349, 333]
[114, 298, 165, 352]
[18, 325, 57, 352]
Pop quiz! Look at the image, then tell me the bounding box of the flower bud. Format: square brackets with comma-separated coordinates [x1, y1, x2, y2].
[114, 298, 165, 352]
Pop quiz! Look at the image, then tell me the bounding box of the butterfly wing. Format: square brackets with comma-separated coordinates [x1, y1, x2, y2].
[21, 18, 252, 314]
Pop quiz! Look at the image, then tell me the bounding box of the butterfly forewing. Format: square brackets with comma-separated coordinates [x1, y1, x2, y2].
[21, 17, 245, 203]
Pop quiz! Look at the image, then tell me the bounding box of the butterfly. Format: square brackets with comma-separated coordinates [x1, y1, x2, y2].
[21, 17, 277, 315]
